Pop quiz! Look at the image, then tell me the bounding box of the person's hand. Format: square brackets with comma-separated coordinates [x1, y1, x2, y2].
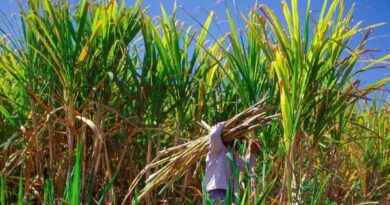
[208, 122, 226, 154]
[249, 140, 261, 153]
[210, 122, 225, 136]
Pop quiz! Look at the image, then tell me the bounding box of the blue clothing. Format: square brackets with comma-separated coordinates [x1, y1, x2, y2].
[205, 123, 255, 193]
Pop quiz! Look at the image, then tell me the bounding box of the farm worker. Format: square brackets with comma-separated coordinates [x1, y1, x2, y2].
[205, 122, 260, 204]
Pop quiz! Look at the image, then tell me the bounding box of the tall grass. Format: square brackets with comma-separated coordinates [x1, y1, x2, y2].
[0, 0, 389, 204]
[0, 175, 4, 205]
[244, 0, 389, 203]
[2, 0, 143, 203]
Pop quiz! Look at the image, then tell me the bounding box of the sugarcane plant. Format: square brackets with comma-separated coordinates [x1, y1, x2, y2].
[0, 0, 389, 204]
[243, 0, 390, 203]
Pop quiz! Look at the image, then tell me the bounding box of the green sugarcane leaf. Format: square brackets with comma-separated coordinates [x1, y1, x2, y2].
[97, 169, 120, 205]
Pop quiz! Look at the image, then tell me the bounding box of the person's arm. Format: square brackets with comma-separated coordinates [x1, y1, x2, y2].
[235, 153, 255, 174]
[248, 141, 260, 167]
[237, 141, 260, 173]
[235, 154, 247, 173]
[246, 152, 256, 172]
[208, 122, 225, 155]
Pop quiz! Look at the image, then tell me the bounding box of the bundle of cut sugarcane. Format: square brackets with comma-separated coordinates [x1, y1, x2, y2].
[122, 98, 279, 203]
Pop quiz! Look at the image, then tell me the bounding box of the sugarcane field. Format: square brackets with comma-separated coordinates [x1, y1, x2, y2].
[0, 0, 390, 204]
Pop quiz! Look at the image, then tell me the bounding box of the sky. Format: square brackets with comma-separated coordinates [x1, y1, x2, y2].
[1, 0, 389, 98]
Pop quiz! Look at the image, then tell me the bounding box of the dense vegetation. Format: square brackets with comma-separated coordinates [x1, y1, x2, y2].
[0, 0, 389, 204]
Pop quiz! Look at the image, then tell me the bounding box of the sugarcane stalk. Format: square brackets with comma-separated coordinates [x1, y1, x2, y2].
[121, 99, 278, 203]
